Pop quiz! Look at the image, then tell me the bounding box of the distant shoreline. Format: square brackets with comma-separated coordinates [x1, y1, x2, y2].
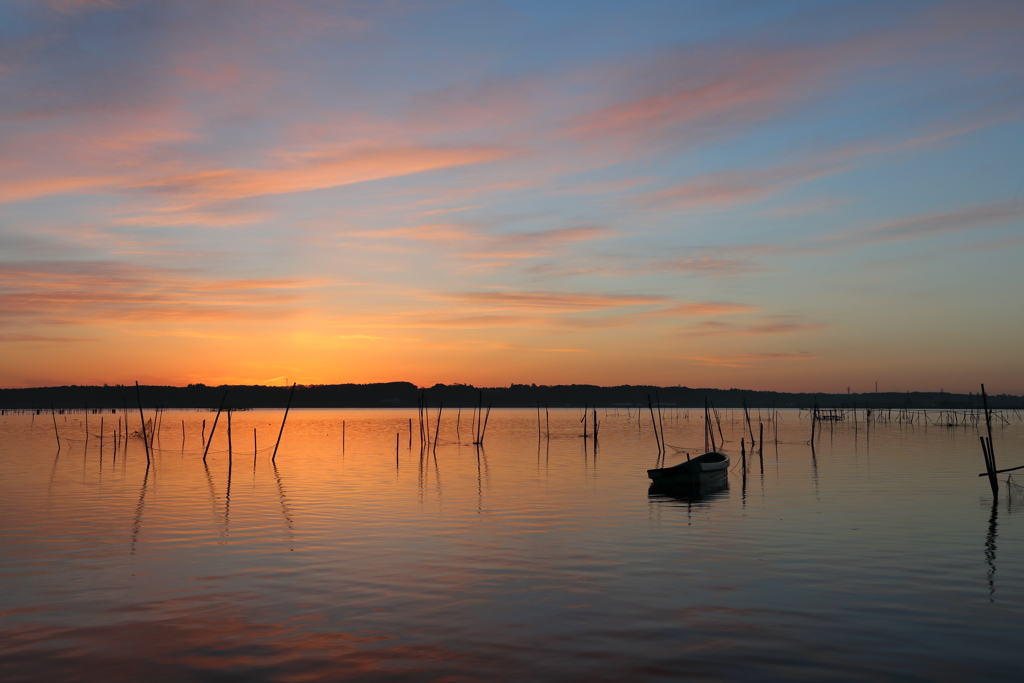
[1, 382, 1020, 410]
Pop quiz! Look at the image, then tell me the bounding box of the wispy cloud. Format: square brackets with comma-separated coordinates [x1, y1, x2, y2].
[0, 260, 328, 328]
[354, 223, 614, 269]
[0, 333, 101, 343]
[444, 290, 665, 312]
[658, 302, 756, 316]
[130, 145, 515, 204]
[635, 159, 844, 212]
[688, 351, 815, 368]
[829, 202, 1024, 247]
[679, 316, 824, 338]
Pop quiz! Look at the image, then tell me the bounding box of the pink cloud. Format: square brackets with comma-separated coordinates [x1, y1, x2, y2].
[130, 145, 515, 203]
[832, 202, 1024, 246]
[680, 317, 824, 338]
[354, 224, 613, 268]
[658, 302, 756, 316]
[636, 159, 844, 212]
[0, 260, 328, 328]
[447, 291, 665, 312]
[688, 351, 815, 368]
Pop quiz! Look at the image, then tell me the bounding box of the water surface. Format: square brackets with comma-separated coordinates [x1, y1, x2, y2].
[1, 407, 1021, 681]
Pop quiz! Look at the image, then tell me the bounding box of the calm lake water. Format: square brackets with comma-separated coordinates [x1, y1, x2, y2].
[1, 407, 1022, 681]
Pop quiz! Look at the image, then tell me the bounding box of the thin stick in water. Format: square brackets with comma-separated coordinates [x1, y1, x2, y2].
[51, 404, 61, 450]
[203, 390, 228, 463]
[271, 383, 296, 463]
[135, 382, 150, 464]
[478, 404, 492, 445]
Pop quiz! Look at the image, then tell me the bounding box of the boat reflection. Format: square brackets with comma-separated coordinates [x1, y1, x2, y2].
[647, 476, 730, 505]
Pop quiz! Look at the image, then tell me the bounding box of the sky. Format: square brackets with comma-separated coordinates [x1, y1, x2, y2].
[1, 0, 1022, 393]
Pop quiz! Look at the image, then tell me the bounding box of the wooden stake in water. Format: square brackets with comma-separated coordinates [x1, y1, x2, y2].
[135, 382, 150, 465]
[743, 398, 755, 452]
[433, 403, 443, 455]
[203, 390, 228, 463]
[51, 404, 60, 450]
[253, 428, 257, 468]
[648, 395, 662, 456]
[227, 408, 233, 466]
[758, 422, 764, 471]
[475, 391, 483, 443]
[271, 383, 296, 463]
[477, 404, 492, 445]
[980, 384, 998, 496]
[342, 420, 346, 451]
[655, 391, 665, 450]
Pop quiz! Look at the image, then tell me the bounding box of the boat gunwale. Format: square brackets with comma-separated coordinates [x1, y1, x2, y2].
[646, 451, 730, 480]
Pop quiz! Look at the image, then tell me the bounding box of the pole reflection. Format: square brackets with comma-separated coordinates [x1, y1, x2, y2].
[985, 497, 998, 602]
[130, 461, 150, 555]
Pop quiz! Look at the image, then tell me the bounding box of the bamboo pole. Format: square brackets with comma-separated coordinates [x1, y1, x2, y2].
[227, 408, 233, 466]
[51, 405, 60, 450]
[648, 395, 662, 456]
[203, 391, 228, 463]
[271, 383, 296, 463]
[703, 399, 709, 453]
[433, 403, 443, 455]
[743, 398, 755, 451]
[475, 392, 483, 443]
[655, 391, 666, 450]
[758, 422, 764, 471]
[135, 382, 150, 464]
[477, 404, 492, 445]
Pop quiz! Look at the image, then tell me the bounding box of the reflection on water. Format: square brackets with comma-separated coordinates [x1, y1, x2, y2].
[986, 499, 998, 601]
[1, 408, 1023, 681]
[648, 478, 730, 512]
[130, 461, 150, 555]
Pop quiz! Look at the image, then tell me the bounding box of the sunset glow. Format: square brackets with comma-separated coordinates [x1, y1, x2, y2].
[2, 1, 1022, 391]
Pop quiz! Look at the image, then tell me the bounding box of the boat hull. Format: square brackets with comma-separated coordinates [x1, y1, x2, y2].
[648, 466, 728, 487]
[647, 451, 730, 487]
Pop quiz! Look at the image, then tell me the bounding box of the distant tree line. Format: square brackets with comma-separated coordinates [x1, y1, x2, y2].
[0, 382, 1020, 410]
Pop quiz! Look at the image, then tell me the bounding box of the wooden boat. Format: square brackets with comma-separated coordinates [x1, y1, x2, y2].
[647, 451, 730, 487]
